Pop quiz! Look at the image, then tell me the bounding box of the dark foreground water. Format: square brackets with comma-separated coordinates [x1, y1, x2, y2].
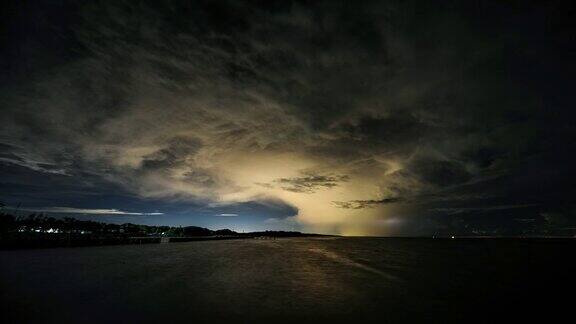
[1, 238, 574, 323]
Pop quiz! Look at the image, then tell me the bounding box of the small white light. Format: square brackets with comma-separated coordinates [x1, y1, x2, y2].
[451, 236, 455, 239]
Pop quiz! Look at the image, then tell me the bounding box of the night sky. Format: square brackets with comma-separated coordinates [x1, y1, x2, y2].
[1, 0, 575, 235]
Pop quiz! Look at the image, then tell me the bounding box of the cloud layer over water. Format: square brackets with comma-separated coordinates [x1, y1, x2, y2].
[1, 0, 575, 235]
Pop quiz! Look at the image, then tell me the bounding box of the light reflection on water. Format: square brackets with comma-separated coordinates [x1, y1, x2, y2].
[1, 237, 574, 323]
[307, 246, 400, 281]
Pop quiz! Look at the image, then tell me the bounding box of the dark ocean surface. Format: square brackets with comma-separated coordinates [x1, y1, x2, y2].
[1, 237, 574, 323]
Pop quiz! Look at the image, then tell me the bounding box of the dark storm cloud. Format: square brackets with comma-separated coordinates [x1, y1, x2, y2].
[431, 204, 539, 216]
[0, 0, 574, 234]
[140, 137, 202, 171]
[333, 197, 404, 209]
[333, 113, 429, 154]
[409, 159, 472, 188]
[273, 173, 350, 194]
